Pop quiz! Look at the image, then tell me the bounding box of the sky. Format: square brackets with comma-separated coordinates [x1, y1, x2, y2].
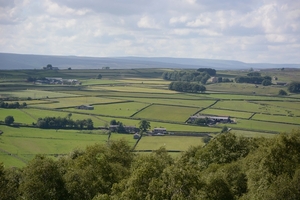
[0, 0, 299, 63]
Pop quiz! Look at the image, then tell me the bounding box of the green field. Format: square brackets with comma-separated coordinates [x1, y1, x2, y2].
[66, 102, 150, 117]
[200, 108, 253, 119]
[0, 89, 79, 99]
[0, 125, 110, 167]
[136, 135, 205, 151]
[224, 119, 300, 133]
[134, 104, 199, 122]
[0, 108, 36, 124]
[31, 96, 124, 108]
[252, 114, 300, 124]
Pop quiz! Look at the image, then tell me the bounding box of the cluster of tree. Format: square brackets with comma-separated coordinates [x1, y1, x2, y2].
[0, 101, 27, 108]
[110, 119, 127, 133]
[235, 72, 272, 85]
[2, 130, 300, 199]
[169, 81, 206, 93]
[36, 116, 93, 130]
[162, 71, 211, 84]
[288, 82, 300, 93]
[196, 68, 216, 76]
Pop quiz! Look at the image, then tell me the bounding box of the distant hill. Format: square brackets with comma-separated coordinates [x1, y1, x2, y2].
[0, 52, 299, 70]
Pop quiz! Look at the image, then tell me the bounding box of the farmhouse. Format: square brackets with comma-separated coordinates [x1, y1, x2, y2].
[152, 128, 167, 134]
[45, 77, 63, 84]
[189, 115, 232, 124]
[76, 105, 94, 110]
[133, 133, 140, 139]
[207, 77, 218, 83]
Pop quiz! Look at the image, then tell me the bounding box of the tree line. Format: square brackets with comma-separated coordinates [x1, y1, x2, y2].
[36, 116, 94, 130]
[235, 72, 272, 85]
[0, 101, 27, 109]
[1, 129, 300, 199]
[162, 68, 216, 84]
[169, 81, 206, 93]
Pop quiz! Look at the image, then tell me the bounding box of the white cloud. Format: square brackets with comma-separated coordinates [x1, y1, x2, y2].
[137, 16, 160, 29]
[0, 0, 299, 63]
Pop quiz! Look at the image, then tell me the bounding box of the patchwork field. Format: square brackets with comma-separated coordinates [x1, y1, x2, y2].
[1, 68, 300, 168]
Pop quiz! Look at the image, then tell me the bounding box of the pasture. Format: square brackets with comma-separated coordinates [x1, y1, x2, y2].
[31, 96, 124, 109]
[66, 101, 150, 117]
[134, 104, 200, 122]
[135, 135, 205, 151]
[0, 89, 79, 99]
[0, 125, 111, 168]
[199, 108, 253, 119]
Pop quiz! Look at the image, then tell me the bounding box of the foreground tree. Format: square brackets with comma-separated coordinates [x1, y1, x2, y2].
[20, 155, 68, 200]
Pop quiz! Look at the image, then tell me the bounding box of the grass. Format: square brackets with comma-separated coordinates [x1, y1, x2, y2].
[25, 108, 108, 126]
[65, 102, 150, 117]
[0, 108, 36, 124]
[212, 100, 300, 115]
[252, 101, 300, 111]
[252, 114, 300, 124]
[135, 135, 205, 151]
[0, 154, 27, 168]
[80, 79, 121, 86]
[223, 119, 300, 133]
[87, 85, 178, 94]
[0, 125, 110, 167]
[200, 108, 253, 119]
[206, 82, 283, 95]
[0, 89, 79, 99]
[134, 104, 200, 122]
[230, 129, 277, 138]
[31, 96, 124, 108]
[115, 97, 216, 108]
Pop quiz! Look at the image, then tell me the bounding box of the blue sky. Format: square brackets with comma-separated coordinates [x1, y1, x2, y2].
[0, 0, 299, 63]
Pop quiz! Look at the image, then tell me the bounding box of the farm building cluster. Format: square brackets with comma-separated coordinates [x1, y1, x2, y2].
[188, 115, 233, 125]
[76, 105, 94, 110]
[35, 77, 81, 85]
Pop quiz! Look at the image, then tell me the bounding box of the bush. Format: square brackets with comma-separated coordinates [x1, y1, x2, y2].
[5, 116, 14, 125]
[278, 89, 287, 95]
[262, 79, 272, 86]
[288, 82, 300, 93]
